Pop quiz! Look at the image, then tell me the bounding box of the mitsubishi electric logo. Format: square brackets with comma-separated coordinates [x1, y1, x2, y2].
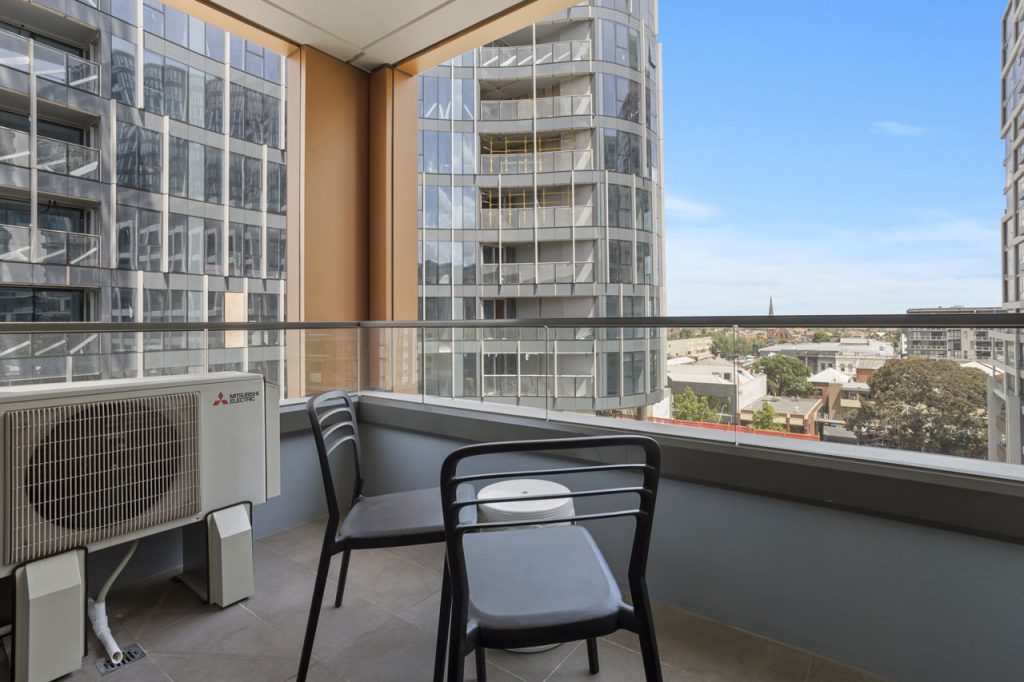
[212, 390, 258, 407]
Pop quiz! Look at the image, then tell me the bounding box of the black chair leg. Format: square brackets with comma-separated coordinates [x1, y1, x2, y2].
[297, 547, 332, 682]
[474, 647, 487, 681]
[433, 561, 452, 682]
[334, 549, 351, 608]
[586, 637, 600, 674]
[446, 620, 466, 682]
[634, 585, 662, 682]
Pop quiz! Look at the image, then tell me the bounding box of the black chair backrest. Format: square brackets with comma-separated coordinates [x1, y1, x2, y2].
[440, 435, 661, 604]
[307, 390, 365, 527]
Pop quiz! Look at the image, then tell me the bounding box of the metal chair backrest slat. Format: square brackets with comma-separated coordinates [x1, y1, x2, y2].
[307, 390, 366, 526]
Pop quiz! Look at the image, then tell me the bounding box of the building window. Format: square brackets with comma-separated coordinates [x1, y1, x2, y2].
[267, 162, 286, 214]
[266, 227, 286, 279]
[206, 147, 223, 203]
[204, 218, 223, 275]
[624, 350, 645, 394]
[600, 74, 641, 123]
[609, 239, 633, 283]
[143, 50, 164, 114]
[0, 287, 84, 322]
[604, 352, 620, 397]
[228, 153, 243, 207]
[423, 297, 452, 321]
[482, 298, 516, 320]
[608, 183, 632, 228]
[228, 222, 244, 276]
[206, 24, 225, 62]
[419, 76, 452, 119]
[244, 156, 262, 210]
[169, 137, 187, 197]
[205, 74, 224, 132]
[636, 241, 653, 284]
[636, 188, 653, 230]
[111, 36, 136, 106]
[599, 19, 639, 70]
[602, 129, 642, 175]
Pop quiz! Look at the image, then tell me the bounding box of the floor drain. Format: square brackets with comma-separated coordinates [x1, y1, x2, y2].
[95, 643, 147, 675]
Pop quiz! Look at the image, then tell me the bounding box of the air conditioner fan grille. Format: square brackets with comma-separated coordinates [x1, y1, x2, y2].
[5, 392, 201, 564]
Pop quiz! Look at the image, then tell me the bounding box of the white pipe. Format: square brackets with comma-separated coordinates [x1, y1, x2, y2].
[88, 540, 139, 665]
[88, 599, 122, 665]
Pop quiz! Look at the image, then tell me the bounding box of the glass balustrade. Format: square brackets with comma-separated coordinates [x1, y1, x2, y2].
[479, 95, 592, 121]
[479, 40, 590, 68]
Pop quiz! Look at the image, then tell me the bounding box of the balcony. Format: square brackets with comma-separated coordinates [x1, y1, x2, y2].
[479, 149, 594, 174]
[478, 205, 594, 229]
[480, 260, 595, 285]
[0, 126, 99, 180]
[479, 94, 593, 121]
[0, 27, 100, 95]
[1, 314, 1024, 681]
[0, 224, 101, 266]
[478, 39, 591, 68]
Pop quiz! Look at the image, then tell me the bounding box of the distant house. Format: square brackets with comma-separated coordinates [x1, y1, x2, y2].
[739, 396, 824, 436]
[667, 337, 714, 362]
[758, 337, 895, 377]
[666, 358, 767, 423]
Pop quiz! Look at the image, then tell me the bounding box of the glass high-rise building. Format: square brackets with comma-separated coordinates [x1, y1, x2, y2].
[0, 0, 286, 386]
[417, 0, 666, 413]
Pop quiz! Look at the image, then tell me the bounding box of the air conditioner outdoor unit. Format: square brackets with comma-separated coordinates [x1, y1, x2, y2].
[0, 372, 281, 682]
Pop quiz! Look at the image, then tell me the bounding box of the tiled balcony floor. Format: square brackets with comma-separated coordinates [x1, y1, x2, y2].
[7, 519, 884, 681]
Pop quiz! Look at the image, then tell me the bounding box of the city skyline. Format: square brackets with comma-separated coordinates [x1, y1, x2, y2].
[660, 0, 1006, 315]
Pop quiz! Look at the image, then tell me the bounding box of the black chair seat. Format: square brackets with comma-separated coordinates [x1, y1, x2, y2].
[464, 525, 623, 648]
[340, 487, 446, 548]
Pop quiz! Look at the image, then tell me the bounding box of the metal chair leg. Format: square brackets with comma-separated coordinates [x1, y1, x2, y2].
[586, 637, 600, 674]
[474, 647, 487, 681]
[634, 584, 662, 682]
[434, 561, 452, 682]
[333, 549, 351, 608]
[297, 546, 332, 682]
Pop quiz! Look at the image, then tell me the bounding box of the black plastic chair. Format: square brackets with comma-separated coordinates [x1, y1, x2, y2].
[437, 435, 663, 682]
[297, 390, 451, 682]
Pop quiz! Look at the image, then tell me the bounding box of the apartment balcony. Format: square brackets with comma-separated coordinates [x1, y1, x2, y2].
[479, 94, 593, 121]
[2, 314, 1024, 682]
[0, 26, 101, 110]
[480, 260, 595, 285]
[0, 125, 100, 196]
[479, 149, 594, 174]
[0, 223, 101, 266]
[478, 39, 591, 69]
[478, 205, 594, 229]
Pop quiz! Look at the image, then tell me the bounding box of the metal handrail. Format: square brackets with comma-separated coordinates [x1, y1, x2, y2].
[2, 312, 1024, 334]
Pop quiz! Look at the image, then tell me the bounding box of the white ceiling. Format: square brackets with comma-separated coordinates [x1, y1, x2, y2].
[206, 0, 528, 70]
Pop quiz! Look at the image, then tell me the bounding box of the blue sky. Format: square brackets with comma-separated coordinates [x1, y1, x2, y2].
[658, 1, 1007, 315]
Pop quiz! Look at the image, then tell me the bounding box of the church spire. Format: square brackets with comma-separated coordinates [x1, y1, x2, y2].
[768, 296, 775, 317]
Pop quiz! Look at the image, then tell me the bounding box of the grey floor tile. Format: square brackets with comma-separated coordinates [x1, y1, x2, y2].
[150, 652, 300, 682]
[139, 602, 296, 661]
[386, 542, 446, 571]
[605, 605, 812, 682]
[549, 638, 690, 681]
[339, 547, 443, 614]
[483, 641, 582, 682]
[68, 655, 171, 682]
[107, 573, 213, 639]
[247, 543, 394, 659]
[807, 657, 887, 682]
[320, 616, 440, 682]
[285, 660, 348, 681]
[258, 520, 330, 568]
[397, 589, 444, 634]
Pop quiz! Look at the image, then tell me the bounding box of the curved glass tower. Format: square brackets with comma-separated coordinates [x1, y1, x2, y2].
[417, 0, 665, 414]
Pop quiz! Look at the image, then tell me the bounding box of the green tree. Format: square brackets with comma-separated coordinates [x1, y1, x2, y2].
[672, 388, 729, 423]
[812, 330, 833, 343]
[750, 402, 784, 431]
[751, 354, 813, 397]
[846, 358, 988, 458]
[710, 330, 771, 359]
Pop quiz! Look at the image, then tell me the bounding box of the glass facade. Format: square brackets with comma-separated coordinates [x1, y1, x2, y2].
[417, 0, 664, 413]
[0, 1, 287, 385]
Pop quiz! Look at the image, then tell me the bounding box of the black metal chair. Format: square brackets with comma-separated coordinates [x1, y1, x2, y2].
[297, 390, 451, 682]
[437, 435, 663, 682]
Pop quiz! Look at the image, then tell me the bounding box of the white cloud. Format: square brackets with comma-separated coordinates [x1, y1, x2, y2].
[664, 195, 716, 221]
[870, 121, 928, 137]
